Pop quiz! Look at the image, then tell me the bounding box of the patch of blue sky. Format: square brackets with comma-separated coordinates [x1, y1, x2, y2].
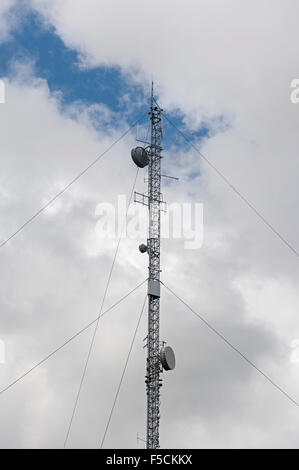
[163, 111, 210, 149]
[0, 10, 146, 112]
[0, 7, 221, 176]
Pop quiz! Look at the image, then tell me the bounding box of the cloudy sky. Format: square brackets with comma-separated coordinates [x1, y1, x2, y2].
[1, 0, 299, 449]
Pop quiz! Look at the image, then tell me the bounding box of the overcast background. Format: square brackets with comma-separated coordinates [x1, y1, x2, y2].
[1, 0, 299, 449]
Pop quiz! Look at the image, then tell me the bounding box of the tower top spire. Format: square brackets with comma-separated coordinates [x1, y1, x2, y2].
[151, 81, 154, 109]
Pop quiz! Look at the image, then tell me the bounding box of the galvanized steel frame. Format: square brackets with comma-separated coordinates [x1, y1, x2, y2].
[146, 84, 163, 449]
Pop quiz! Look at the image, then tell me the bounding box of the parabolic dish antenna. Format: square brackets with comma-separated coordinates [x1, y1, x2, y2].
[160, 345, 176, 371]
[131, 147, 149, 168]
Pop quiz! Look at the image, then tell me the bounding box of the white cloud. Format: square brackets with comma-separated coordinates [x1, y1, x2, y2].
[1, 0, 299, 448]
[0, 0, 20, 44]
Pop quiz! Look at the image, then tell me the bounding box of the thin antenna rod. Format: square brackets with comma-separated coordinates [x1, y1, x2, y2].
[151, 80, 154, 109]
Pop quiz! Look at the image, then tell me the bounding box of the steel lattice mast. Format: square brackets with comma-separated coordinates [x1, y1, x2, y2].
[131, 83, 175, 450]
[146, 82, 163, 449]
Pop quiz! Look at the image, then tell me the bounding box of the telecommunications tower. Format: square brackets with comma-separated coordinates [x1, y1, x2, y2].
[131, 83, 176, 449]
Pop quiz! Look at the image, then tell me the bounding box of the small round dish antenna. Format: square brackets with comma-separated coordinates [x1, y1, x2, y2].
[139, 243, 148, 253]
[160, 345, 176, 371]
